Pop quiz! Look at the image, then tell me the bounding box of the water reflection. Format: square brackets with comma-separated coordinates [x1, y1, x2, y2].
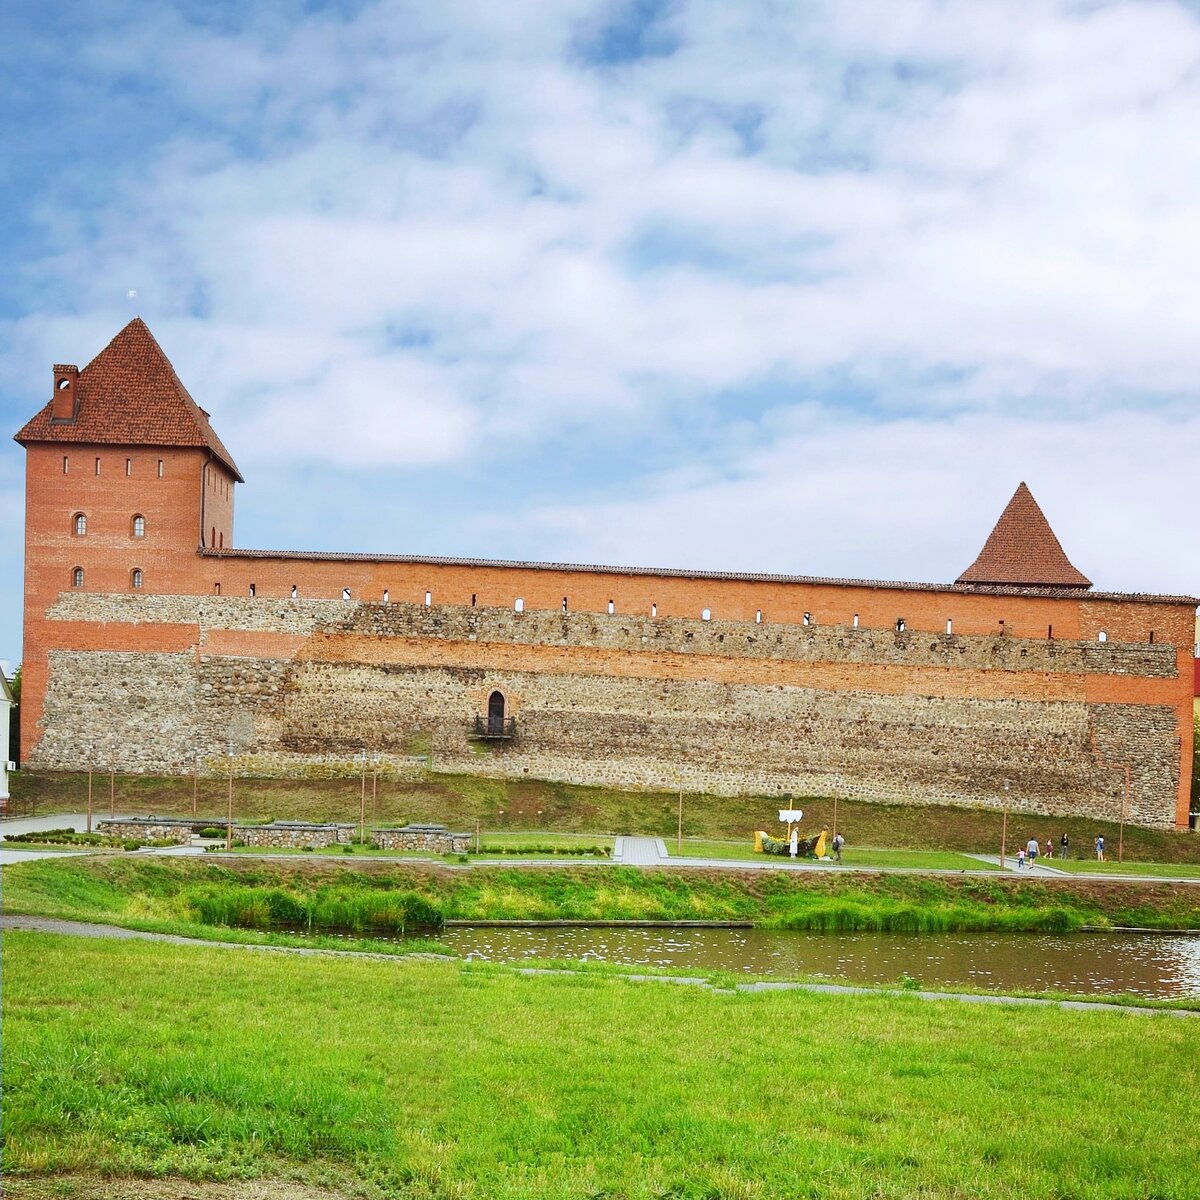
[431, 926, 1200, 999]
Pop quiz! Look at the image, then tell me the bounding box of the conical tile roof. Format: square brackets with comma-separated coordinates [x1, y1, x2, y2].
[14, 318, 242, 480]
[957, 483, 1090, 588]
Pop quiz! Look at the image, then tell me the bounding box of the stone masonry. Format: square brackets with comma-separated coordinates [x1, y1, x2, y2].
[96, 818, 195, 844]
[31, 594, 1191, 827]
[235, 821, 355, 848]
[371, 824, 472, 853]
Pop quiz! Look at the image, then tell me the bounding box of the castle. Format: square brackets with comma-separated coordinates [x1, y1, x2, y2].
[15, 320, 1197, 827]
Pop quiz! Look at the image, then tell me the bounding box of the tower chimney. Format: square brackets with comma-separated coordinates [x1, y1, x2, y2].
[51, 365, 79, 422]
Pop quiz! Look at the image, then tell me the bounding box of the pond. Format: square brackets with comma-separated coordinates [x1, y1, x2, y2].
[424, 925, 1200, 999]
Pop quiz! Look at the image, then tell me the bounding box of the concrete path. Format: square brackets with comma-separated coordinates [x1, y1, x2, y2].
[1, 813, 94, 865]
[613, 836, 668, 865]
[967, 853, 1066, 876]
[0, 811, 139, 866]
[0, 812, 94, 835]
[4, 914, 1193, 1018]
[0, 847, 91, 865]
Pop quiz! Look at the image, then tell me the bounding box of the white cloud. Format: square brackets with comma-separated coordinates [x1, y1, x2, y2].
[3, 0, 1199, 667]
[519, 405, 1200, 597]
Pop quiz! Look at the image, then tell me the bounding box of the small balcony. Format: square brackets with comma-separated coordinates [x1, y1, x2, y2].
[471, 714, 517, 741]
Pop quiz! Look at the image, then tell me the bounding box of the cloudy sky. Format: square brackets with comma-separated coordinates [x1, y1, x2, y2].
[3, 0, 1199, 671]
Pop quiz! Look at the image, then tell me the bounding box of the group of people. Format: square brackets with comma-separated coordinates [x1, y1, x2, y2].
[1014, 831, 1107, 868]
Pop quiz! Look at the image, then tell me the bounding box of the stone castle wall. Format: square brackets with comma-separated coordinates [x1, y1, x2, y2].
[29, 593, 1191, 827]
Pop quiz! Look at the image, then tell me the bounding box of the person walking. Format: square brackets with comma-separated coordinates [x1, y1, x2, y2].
[1060, 833, 1069, 861]
[1044, 839, 1053, 861]
[832, 832, 845, 864]
[1026, 837, 1039, 866]
[1095, 835, 1105, 862]
[1016, 847, 1026, 870]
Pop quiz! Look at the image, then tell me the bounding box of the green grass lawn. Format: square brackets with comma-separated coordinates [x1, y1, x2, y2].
[670, 839, 986, 871]
[3, 931, 1198, 1200]
[479, 831, 615, 850]
[1047, 860, 1200, 880]
[0, 843, 98, 855]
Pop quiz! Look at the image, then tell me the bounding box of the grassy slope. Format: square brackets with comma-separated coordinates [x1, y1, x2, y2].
[11, 768, 1200, 863]
[3, 932, 1198, 1200]
[6, 855, 1200, 933]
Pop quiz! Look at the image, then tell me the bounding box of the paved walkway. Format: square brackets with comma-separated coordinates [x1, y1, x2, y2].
[613, 836, 668, 865]
[4, 914, 1193, 1018]
[967, 853, 1065, 876]
[0, 812, 100, 865]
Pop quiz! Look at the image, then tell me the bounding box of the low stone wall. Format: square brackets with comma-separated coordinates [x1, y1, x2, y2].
[371, 823, 471, 853]
[96, 818, 194, 844]
[235, 822, 355, 848]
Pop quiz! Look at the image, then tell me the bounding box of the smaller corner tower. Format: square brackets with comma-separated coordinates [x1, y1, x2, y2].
[957, 482, 1091, 590]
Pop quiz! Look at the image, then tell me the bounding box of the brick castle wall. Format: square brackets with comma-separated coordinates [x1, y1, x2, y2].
[18, 427, 1195, 828]
[27, 593, 1193, 828]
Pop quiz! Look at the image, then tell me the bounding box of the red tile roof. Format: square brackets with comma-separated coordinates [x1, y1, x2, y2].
[956, 482, 1091, 589]
[14, 318, 243, 480]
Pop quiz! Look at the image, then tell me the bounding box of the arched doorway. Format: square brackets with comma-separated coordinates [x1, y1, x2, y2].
[487, 690, 506, 736]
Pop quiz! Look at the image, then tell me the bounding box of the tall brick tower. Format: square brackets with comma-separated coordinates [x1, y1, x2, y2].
[14, 318, 242, 763]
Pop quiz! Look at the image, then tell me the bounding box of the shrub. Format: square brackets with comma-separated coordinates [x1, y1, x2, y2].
[197, 827, 225, 839]
[761, 833, 816, 857]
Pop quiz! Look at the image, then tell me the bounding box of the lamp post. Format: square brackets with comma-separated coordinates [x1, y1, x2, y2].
[1117, 763, 1131, 864]
[371, 753, 379, 822]
[109, 753, 115, 818]
[86, 748, 94, 833]
[677, 784, 683, 853]
[225, 741, 234, 852]
[192, 754, 199, 819]
[359, 749, 367, 845]
[999, 779, 1010, 869]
